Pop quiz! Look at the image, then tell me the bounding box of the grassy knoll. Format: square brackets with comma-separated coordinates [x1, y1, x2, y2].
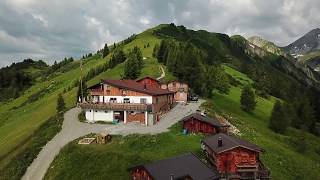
[44, 123, 204, 180]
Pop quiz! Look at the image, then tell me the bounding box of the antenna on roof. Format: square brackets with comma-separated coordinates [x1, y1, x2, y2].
[80, 59, 83, 102]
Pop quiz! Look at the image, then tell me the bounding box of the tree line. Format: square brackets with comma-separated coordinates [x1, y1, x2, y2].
[153, 39, 230, 97]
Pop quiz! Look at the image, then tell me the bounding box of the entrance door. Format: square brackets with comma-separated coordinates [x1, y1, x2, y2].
[114, 111, 124, 121]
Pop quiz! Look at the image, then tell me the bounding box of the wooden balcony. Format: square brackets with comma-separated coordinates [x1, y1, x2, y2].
[90, 89, 104, 96]
[79, 102, 152, 112]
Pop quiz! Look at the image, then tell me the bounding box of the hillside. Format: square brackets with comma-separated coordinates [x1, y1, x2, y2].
[1, 24, 320, 180]
[45, 65, 320, 180]
[0, 26, 174, 178]
[0, 59, 48, 101]
[248, 36, 286, 56]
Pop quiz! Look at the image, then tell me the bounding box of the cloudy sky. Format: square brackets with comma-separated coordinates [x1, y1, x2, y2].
[0, 0, 319, 67]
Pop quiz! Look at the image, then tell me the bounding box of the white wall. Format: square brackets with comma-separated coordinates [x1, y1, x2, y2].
[98, 95, 152, 104]
[85, 109, 114, 122]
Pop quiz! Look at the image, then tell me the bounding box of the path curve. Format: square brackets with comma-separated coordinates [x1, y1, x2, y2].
[22, 100, 203, 180]
[156, 66, 165, 80]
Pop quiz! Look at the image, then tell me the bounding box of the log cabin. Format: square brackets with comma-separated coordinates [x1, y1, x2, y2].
[79, 79, 174, 125]
[182, 113, 229, 134]
[129, 153, 219, 180]
[201, 133, 270, 179]
[161, 81, 188, 103]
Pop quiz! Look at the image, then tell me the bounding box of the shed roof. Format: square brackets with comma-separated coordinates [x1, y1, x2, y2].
[182, 113, 228, 127]
[202, 133, 263, 154]
[130, 153, 219, 180]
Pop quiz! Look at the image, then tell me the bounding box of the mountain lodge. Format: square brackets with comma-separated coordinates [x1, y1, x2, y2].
[79, 78, 174, 125]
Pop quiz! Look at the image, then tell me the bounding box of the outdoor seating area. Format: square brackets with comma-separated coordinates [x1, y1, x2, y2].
[78, 133, 112, 145]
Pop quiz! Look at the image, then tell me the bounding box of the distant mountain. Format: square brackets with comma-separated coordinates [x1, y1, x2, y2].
[248, 36, 286, 56]
[283, 28, 320, 56]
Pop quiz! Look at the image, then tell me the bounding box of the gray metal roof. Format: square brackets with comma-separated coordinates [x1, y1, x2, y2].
[202, 133, 262, 154]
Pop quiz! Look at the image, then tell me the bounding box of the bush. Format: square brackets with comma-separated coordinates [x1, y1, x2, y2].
[78, 111, 86, 123]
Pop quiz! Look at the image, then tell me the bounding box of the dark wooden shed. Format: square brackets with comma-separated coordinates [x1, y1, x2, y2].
[182, 113, 229, 134]
[129, 153, 219, 180]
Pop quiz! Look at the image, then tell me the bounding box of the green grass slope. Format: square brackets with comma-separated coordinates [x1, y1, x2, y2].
[45, 65, 320, 180]
[44, 124, 204, 180]
[0, 27, 174, 169]
[207, 66, 320, 179]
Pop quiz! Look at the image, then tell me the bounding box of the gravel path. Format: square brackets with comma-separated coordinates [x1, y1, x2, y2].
[156, 65, 165, 80]
[22, 100, 203, 180]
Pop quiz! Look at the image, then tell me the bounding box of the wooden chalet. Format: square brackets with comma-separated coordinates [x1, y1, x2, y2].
[79, 79, 174, 125]
[202, 133, 270, 179]
[161, 81, 189, 103]
[129, 153, 219, 180]
[182, 113, 229, 134]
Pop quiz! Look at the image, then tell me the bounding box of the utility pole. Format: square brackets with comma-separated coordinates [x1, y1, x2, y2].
[80, 59, 84, 103]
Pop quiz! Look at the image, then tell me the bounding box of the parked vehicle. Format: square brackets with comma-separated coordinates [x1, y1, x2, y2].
[188, 94, 199, 102]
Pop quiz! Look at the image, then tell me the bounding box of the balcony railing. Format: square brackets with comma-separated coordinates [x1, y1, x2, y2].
[90, 89, 104, 96]
[79, 102, 152, 112]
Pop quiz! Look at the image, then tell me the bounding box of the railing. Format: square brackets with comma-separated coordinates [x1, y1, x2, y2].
[79, 102, 152, 112]
[90, 89, 104, 96]
[258, 160, 271, 179]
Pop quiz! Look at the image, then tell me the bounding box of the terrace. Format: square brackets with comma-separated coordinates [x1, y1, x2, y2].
[79, 102, 152, 112]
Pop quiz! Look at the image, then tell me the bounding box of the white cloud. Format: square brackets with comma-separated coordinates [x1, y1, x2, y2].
[0, 0, 320, 67]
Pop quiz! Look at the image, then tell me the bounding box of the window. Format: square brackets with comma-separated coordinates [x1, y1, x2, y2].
[110, 98, 117, 103]
[156, 97, 159, 103]
[178, 87, 184, 92]
[105, 85, 111, 90]
[122, 89, 128, 95]
[123, 98, 130, 103]
[89, 110, 91, 112]
[105, 110, 109, 113]
[140, 98, 147, 104]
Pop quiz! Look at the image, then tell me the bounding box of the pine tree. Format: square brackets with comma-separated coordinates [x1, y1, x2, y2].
[269, 101, 290, 134]
[152, 44, 159, 58]
[123, 47, 143, 79]
[240, 85, 256, 112]
[297, 99, 316, 131]
[102, 43, 109, 58]
[57, 93, 65, 114]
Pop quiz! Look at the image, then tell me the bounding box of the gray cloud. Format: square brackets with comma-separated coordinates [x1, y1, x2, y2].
[0, 0, 319, 67]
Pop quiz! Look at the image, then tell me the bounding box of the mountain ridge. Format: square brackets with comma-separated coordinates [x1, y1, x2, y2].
[283, 28, 320, 55]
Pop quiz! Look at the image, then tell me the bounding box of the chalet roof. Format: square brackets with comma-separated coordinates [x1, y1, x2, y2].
[130, 153, 219, 180]
[182, 113, 228, 127]
[136, 76, 160, 82]
[101, 79, 174, 96]
[202, 133, 262, 154]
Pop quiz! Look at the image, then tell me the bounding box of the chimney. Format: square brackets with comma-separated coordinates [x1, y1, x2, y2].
[218, 137, 222, 147]
[144, 83, 147, 90]
[170, 174, 174, 180]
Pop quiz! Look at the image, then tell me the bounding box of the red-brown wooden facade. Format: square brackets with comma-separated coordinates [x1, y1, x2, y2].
[183, 119, 217, 134]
